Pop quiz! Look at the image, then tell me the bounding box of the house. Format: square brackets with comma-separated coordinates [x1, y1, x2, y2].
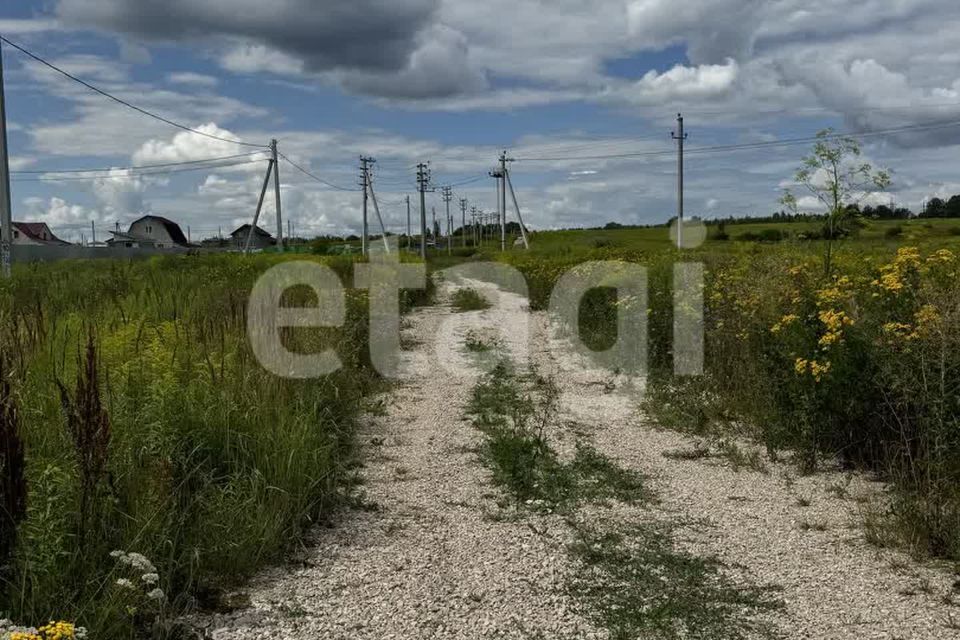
[230, 224, 275, 250]
[108, 215, 188, 249]
[12, 222, 70, 246]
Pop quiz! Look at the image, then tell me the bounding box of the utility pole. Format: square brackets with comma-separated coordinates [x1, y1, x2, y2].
[363, 160, 390, 254]
[0, 43, 12, 278]
[91, 220, 96, 246]
[405, 195, 411, 252]
[187, 225, 191, 244]
[441, 186, 453, 256]
[245, 156, 275, 253]
[360, 156, 373, 255]
[671, 113, 687, 249]
[489, 169, 503, 251]
[500, 151, 509, 251]
[416, 162, 431, 260]
[459, 198, 468, 248]
[271, 139, 284, 251]
[432, 207, 437, 242]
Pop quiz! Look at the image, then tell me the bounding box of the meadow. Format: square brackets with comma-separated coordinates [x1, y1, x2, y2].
[490, 217, 960, 561]
[0, 254, 429, 639]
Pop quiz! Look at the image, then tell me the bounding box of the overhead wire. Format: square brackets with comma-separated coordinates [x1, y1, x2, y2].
[277, 152, 359, 192]
[0, 35, 268, 149]
[10, 151, 266, 176]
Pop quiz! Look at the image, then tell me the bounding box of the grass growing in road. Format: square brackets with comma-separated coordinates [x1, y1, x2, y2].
[451, 287, 492, 312]
[466, 362, 648, 511]
[568, 521, 783, 640]
[466, 360, 782, 639]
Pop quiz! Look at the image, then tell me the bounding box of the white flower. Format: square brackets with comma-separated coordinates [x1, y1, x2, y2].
[109, 550, 125, 559]
[141, 573, 159, 585]
[75, 627, 89, 639]
[124, 552, 156, 573]
[116, 578, 135, 589]
[147, 588, 166, 601]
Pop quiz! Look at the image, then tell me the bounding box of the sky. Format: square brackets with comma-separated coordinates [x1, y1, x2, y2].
[2, 0, 960, 242]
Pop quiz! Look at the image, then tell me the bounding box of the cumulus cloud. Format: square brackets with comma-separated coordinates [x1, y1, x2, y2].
[132, 123, 263, 165]
[22, 196, 99, 227]
[612, 59, 739, 103]
[92, 168, 148, 219]
[57, 0, 439, 73]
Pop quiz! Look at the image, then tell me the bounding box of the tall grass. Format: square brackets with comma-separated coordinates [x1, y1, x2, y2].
[0, 253, 421, 637]
[495, 234, 960, 561]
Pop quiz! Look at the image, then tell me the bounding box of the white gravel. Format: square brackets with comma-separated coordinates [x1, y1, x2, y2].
[199, 277, 960, 640]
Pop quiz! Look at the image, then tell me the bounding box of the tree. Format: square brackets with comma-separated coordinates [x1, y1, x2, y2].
[922, 197, 946, 218]
[781, 129, 891, 275]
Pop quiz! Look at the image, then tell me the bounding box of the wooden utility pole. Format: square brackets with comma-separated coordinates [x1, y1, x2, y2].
[416, 163, 431, 260]
[0, 43, 12, 277]
[271, 139, 283, 251]
[671, 113, 687, 249]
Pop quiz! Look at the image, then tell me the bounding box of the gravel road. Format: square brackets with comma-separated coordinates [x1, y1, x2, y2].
[200, 277, 960, 639]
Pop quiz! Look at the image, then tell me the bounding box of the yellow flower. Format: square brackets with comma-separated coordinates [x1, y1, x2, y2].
[927, 248, 956, 264]
[770, 313, 799, 334]
[818, 331, 841, 348]
[818, 309, 853, 332]
[810, 360, 832, 382]
[794, 358, 808, 375]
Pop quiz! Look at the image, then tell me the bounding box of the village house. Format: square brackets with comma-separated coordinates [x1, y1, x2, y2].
[108, 215, 189, 249]
[230, 224, 275, 250]
[12, 222, 71, 246]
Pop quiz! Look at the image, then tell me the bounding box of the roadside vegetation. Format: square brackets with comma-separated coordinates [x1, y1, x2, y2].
[450, 287, 492, 312]
[483, 135, 960, 563]
[0, 254, 429, 638]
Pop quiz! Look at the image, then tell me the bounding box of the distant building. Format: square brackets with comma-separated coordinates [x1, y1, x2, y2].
[12, 222, 70, 246]
[230, 224, 275, 250]
[108, 215, 188, 248]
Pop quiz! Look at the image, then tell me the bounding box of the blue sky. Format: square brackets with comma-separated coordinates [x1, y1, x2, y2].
[2, 0, 960, 241]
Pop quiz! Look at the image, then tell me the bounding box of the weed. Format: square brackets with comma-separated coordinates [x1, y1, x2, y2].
[568, 520, 782, 640]
[451, 288, 492, 312]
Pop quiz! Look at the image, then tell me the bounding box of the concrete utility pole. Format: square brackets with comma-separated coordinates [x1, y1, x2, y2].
[245, 158, 275, 253]
[363, 161, 390, 254]
[91, 220, 96, 246]
[459, 198, 468, 248]
[360, 156, 373, 255]
[0, 43, 12, 278]
[441, 186, 453, 256]
[405, 195, 411, 252]
[416, 163, 431, 260]
[500, 152, 509, 251]
[271, 139, 284, 251]
[504, 168, 530, 250]
[489, 169, 503, 251]
[671, 113, 687, 249]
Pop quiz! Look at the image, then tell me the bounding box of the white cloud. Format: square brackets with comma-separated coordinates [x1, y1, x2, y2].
[166, 71, 219, 88]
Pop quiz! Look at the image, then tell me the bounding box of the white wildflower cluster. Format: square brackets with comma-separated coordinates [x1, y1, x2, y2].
[110, 549, 166, 603]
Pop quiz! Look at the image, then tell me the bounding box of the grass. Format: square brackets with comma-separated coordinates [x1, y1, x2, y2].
[568, 521, 782, 640]
[465, 359, 781, 639]
[0, 253, 432, 638]
[451, 287, 492, 312]
[486, 218, 960, 563]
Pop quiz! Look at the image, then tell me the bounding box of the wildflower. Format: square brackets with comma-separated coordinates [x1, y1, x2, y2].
[927, 248, 956, 264]
[115, 578, 135, 589]
[794, 358, 808, 375]
[810, 360, 832, 382]
[38, 621, 77, 640]
[818, 331, 841, 348]
[147, 588, 166, 602]
[141, 573, 160, 585]
[882, 322, 912, 336]
[771, 313, 799, 334]
[122, 552, 156, 573]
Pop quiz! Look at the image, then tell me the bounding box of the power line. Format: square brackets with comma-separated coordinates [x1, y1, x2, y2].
[277, 152, 359, 191]
[513, 118, 960, 162]
[0, 35, 268, 149]
[11, 158, 264, 182]
[11, 152, 265, 175]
